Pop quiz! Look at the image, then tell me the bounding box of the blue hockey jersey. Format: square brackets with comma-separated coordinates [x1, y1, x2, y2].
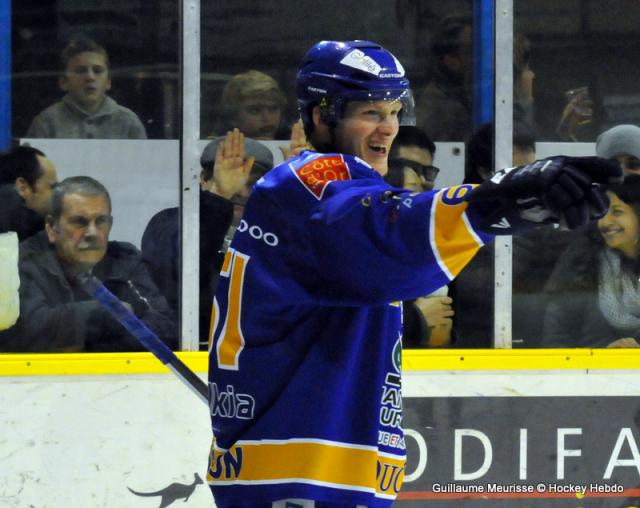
[207, 151, 493, 507]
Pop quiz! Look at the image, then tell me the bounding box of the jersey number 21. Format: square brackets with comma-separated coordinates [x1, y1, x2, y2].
[210, 248, 249, 370]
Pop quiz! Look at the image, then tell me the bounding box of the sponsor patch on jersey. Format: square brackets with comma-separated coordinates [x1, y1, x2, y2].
[292, 155, 352, 199]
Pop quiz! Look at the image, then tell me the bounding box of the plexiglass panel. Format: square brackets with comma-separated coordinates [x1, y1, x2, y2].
[1, 1, 181, 352]
[513, 0, 640, 349]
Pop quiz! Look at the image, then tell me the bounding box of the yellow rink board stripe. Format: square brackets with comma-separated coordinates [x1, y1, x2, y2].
[2, 349, 640, 376]
[0, 351, 208, 376]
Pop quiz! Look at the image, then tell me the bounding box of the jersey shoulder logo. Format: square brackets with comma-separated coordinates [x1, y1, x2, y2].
[291, 154, 352, 199]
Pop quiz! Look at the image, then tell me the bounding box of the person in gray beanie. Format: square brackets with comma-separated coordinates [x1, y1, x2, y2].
[596, 124, 640, 176]
[141, 129, 274, 346]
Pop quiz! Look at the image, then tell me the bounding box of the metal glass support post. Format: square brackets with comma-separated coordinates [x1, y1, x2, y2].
[493, 0, 514, 348]
[0, 0, 11, 149]
[473, 0, 495, 128]
[180, 0, 201, 350]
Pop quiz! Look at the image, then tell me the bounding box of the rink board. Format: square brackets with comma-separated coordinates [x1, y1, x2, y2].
[1, 350, 640, 508]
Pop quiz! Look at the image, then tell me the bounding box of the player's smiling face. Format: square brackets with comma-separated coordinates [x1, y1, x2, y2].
[334, 100, 401, 176]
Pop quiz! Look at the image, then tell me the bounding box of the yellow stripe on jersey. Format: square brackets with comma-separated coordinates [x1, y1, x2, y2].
[217, 251, 250, 370]
[207, 438, 405, 498]
[430, 186, 484, 280]
[220, 250, 233, 276]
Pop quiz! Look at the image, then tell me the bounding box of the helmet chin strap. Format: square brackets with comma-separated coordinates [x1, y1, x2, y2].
[311, 122, 339, 154]
[307, 103, 340, 154]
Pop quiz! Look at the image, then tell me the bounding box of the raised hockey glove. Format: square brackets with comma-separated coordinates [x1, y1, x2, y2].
[464, 156, 622, 235]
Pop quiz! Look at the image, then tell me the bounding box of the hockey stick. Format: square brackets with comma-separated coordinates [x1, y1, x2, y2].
[77, 272, 209, 406]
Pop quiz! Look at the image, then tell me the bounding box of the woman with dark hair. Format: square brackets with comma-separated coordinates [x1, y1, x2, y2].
[543, 176, 640, 347]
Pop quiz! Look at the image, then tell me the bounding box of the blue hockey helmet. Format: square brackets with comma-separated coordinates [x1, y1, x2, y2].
[296, 40, 415, 130]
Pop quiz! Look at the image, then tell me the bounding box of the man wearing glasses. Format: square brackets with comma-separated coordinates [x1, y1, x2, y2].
[386, 125, 439, 192]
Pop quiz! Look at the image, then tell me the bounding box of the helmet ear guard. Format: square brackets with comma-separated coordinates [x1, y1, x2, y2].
[318, 97, 336, 125]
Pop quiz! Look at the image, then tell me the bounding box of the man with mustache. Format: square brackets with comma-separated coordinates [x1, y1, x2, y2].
[0, 176, 175, 352]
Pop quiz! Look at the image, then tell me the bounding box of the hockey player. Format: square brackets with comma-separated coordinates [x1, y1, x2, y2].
[207, 40, 620, 507]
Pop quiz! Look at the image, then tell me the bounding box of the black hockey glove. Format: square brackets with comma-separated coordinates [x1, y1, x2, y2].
[465, 156, 622, 235]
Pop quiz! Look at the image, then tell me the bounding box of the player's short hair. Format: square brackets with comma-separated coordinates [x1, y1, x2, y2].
[60, 36, 110, 72]
[49, 176, 112, 224]
[0, 145, 46, 187]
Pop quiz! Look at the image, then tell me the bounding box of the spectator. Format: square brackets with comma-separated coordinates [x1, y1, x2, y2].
[413, 23, 545, 142]
[511, 31, 593, 142]
[401, 284, 454, 348]
[452, 122, 570, 347]
[386, 125, 439, 192]
[141, 129, 273, 346]
[463, 122, 536, 184]
[0, 232, 19, 331]
[414, 14, 473, 141]
[278, 118, 315, 161]
[596, 124, 640, 176]
[388, 123, 534, 347]
[0, 145, 58, 241]
[26, 36, 147, 139]
[213, 70, 288, 140]
[384, 126, 452, 347]
[0, 176, 175, 352]
[542, 176, 640, 348]
[513, 33, 537, 134]
[555, 86, 594, 142]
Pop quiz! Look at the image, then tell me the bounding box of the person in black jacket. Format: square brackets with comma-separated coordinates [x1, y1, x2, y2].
[141, 129, 273, 347]
[0, 145, 58, 241]
[0, 176, 176, 352]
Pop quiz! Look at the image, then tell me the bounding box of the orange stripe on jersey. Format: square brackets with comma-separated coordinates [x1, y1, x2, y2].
[220, 250, 233, 276]
[216, 251, 250, 370]
[430, 186, 484, 280]
[208, 254, 231, 351]
[207, 439, 405, 498]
